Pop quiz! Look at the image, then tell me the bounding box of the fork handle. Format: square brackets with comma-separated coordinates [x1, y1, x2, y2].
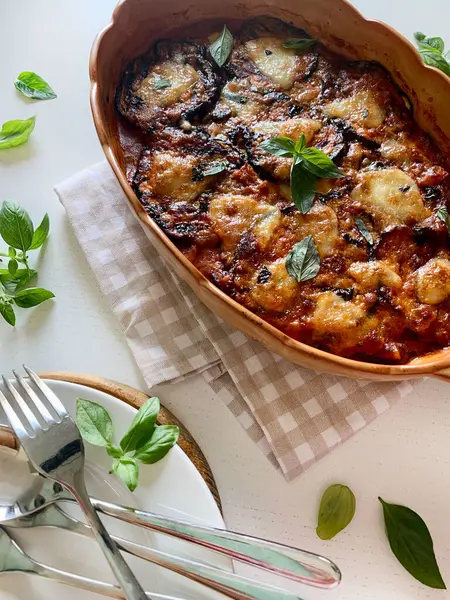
[88, 497, 341, 589]
[33, 561, 185, 600]
[70, 475, 148, 600]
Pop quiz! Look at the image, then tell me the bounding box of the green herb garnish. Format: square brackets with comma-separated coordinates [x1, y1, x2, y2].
[414, 32, 450, 77]
[223, 90, 248, 104]
[0, 201, 52, 326]
[0, 116, 36, 150]
[76, 397, 179, 492]
[260, 134, 344, 213]
[285, 235, 320, 282]
[15, 72, 57, 100]
[317, 484, 356, 540]
[154, 78, 172, 90]
[202, 161, 228, 176]
[437, 206, 450, 233]
[379, 497, 446, 589]
[209, 25, 234, 67]
[282, 38, 316, 51]
[355, 216, 373, 245]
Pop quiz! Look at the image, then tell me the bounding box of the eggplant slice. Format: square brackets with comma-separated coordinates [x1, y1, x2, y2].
[117, 41, 220, 132]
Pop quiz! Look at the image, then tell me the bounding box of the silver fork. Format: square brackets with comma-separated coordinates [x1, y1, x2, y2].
[0, 366, 147, 600]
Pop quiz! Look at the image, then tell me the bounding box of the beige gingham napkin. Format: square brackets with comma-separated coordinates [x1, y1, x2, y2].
[56, 161, 414, 480]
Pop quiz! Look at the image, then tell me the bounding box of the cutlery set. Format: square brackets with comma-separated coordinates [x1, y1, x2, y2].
[0, 368, 341, 600]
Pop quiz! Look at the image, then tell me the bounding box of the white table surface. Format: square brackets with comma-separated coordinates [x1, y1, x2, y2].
[1, 2, 450, 599]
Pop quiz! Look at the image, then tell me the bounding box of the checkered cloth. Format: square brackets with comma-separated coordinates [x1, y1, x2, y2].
[56, 162, 414, 480]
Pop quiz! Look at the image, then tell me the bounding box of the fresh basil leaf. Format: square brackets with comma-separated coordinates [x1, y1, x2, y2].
[260, 137, 296, 158]
[298, 147, 345, 179]
[223, 90, 247, 104]
[14, 72, 57, 100]
[422, 37, 445, 53]
[294, 134, 307, 154]
[316, 484, 356, 540]
[76, 398, 114, 447]
[282, 38, 316, 50]
[112, 457, 139, 492]
[417, 46, 450, 76]
[120, 396, 160, 454]
[285, 235, 320, 282]
[209, 25, 233, 67]
[29, 213, 50, 250]
[437, 206, 450, 233]
[0, 268, 37, 294]
[414, 32, 426, 43]
[154, 78, 171, 90]
[0, 201, 34, 251]
[8, 247, 16, 258]
[106, 444, 123, 459]
[8, 260, 18, 276]
[291, 163, 317, 213]
[0, 116, 36, 149]
[0, 302, 15, 326]
[134, 425, 179, 464]
[355, 216, 373, 245]
[379, 497, 446, 589]
[202, 161, 228, 176]
[14, 287, 54, 308]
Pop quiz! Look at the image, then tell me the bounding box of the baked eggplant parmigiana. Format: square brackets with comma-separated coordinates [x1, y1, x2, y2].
[117, 17, 450, 365]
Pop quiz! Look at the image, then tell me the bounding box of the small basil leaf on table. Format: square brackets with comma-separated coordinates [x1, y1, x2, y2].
[417, 47, 450, 76]
[134, 425, 180, 464]
[8, 260, 18, 276]
[30, 213, 50, 250]
[0, 116, 36, 149]
[154, 78, 171, 90]
[76, 398, 114, 447]
[8, 247, 16, 258]
[106, 445, 123, 459]
[414, 32, 445, 53]
[120, 396, 160, 453]
[0, 303, 15, 326]
[290, 163, 317, 213]
[0, 201, 34, 251]
[282, 38, 316, 50]
[379, 497, 446, 589]
[259, 137, 295, 157]
[202, 161, 228, 176]
[285, 235, 320, 282]
[112, 457, 139, 492]
[15, 72, 57, 100]
[209, 25, 234, 67]
[316, 484, 356, 540]
[299, 147, 345, 179]
[13, 287, 54, 308]
[0, 268, 38, 294]
[355, 216, 373, 245]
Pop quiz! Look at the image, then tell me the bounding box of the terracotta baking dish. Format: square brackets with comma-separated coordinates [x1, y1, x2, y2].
[89, 0, 450, 381]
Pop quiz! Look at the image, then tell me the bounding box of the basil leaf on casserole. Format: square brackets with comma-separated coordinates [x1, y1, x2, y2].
[285, 235, 320, 282]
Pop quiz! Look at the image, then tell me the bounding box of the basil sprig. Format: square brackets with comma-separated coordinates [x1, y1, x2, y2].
[209, 25, 234, 67]
[317, 484, 356, 540]
[379, 498, 446, 589]
[15, 72, 57, 100]
[414, 32, 450, 77]
[0, 201, 52, 326]
[0, 116, 36, 150]
[260, 134, 344, 213]
[285, 235, 320, 282]
[282, 38, 316, 51]
[76, 397, 179, 492]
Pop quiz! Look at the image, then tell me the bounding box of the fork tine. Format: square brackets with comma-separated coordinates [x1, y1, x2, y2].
[0, 385, 29, 442]
[12, 370, 54, 426]
[2, 375, 42, 432]
[22, 366, 67, 420]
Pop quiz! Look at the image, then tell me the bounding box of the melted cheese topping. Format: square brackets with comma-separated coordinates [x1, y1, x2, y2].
[220, 82, 261, 120]
[325, 91, 385, 129]
[351, 168, 430, 226]
[289, 203, 340, 257]
[348, 261, 402, 291]
[209, 194, 281, 250]
[311, 291, 366, 333]
[252, 118, 322, 143]
[415, 258, 450, 304]
[245, 37, 298, 89]
[250, 258, 298, 311]
[136, 60, 199, 107]
[140, 151, 208, 202]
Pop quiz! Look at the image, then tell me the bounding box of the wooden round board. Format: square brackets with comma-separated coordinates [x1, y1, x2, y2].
[0, 371, 222, 513]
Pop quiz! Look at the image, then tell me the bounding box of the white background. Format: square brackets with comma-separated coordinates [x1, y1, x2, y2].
[1, 1, 450, 599]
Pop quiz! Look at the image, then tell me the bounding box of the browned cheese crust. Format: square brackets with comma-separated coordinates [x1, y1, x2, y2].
[117, 17, 450, 364]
